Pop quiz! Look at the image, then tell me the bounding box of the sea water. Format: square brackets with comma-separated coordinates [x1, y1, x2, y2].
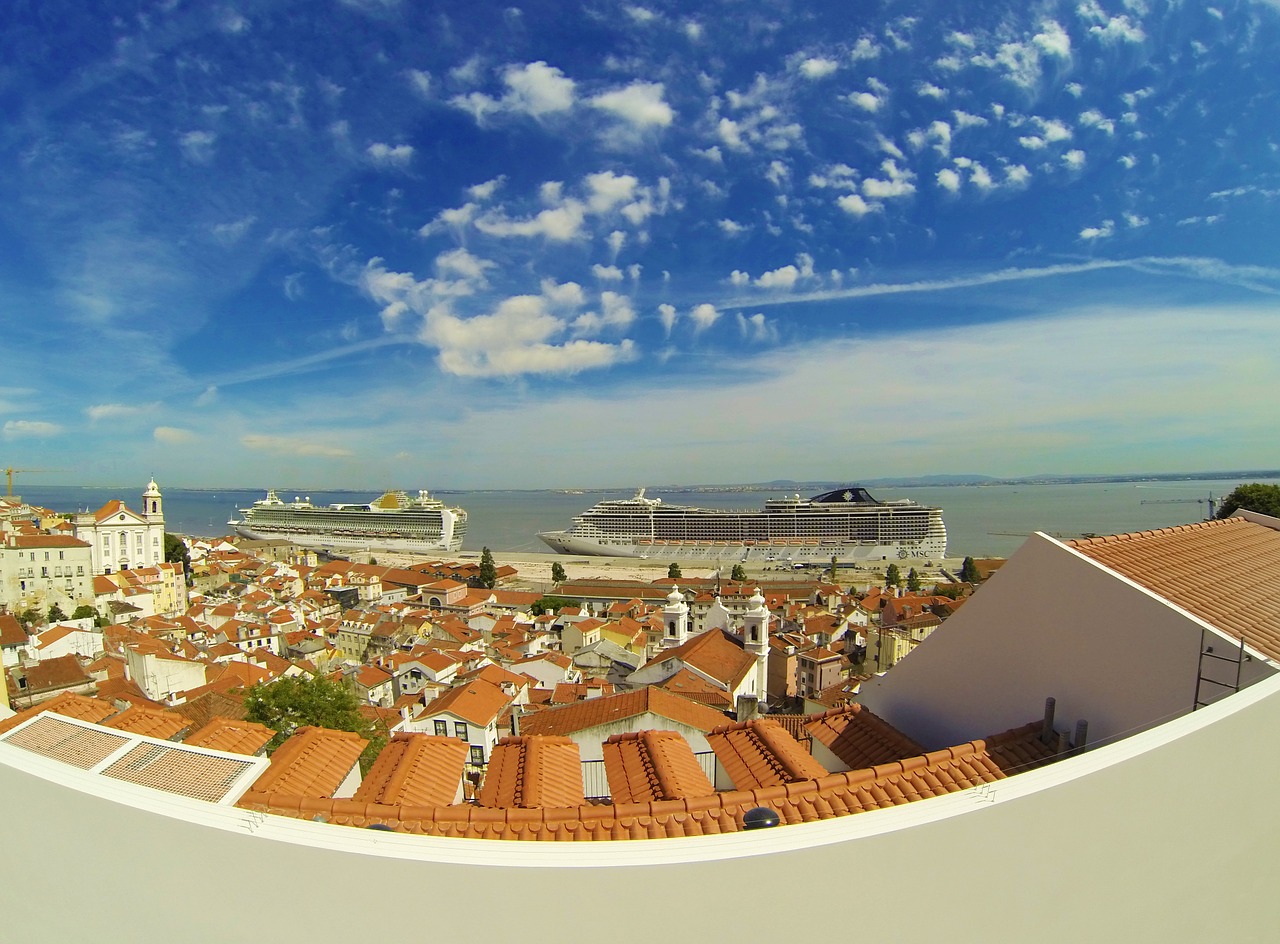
[13, 478, 1279, 560]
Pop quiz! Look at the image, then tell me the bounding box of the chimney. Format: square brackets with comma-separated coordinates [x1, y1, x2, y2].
[735, 694, 760, 723]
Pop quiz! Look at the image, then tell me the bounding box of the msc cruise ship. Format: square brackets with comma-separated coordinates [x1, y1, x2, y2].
[538, 486, 947, 561]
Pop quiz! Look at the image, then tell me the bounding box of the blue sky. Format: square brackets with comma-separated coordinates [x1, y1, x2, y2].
[3, 0, 1279, 489]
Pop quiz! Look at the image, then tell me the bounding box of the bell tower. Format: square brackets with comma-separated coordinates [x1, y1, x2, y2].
[742, 587, 770, 704]
[661, 585, 689, 649]
[143, 478, 163, 522]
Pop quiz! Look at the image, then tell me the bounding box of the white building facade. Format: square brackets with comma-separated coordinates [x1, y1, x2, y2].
[72, 480, 167, 575]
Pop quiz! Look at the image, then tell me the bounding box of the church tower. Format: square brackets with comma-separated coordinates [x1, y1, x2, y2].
[661, 585, 689, 649]
[143, 478, 163, 523]
[742, 587, 771, 704]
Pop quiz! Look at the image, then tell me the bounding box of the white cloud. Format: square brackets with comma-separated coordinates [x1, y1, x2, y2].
[86, 402, 158, 421]
[800, 57, 839, 79]
[469, 178, 504, 201]
[4, 420, 62, 438]
[242, 434, 354, 457]
[436, 248, 494, 281]
[1079, 220, 1115, 240]
[850, 37, 881, 61]
[737, 312, 779, 343]
[1039, 118, 1073, 142]
[717, 117, 746, 151]
[837, 193, 874, 216]
[1004, 164, 1031, 187]
[367, 142, 414, 168]
[755, 265, 800, 289]
[502, 61, 576, 116]
[689, 303, 720, 332]
[1034, 20, 1072, 58]
[585, 171, 639, 213]
[1063, 149, 1087, 169]
[1124, 212, 1149, 228]
[1079, 109, 1115, 134]
[719, 219, 748, 236]
[862, 159, 916, 198]
[476, 201, 587, 241]
[589, 82, 673, 126]
[936, 168, 961, 193]
[407, 69, 432, 98]
[848, 91, 881, 112]
[212, 216, 256, 246]
[658, 303, 677, 336]
[625, 5, 657, 24]
[179, 130, 216, 164]
[592, 264, 624, 281]
[952, 110, 988, 130]
[729, 270, 752, 287]
[916, 82, 948, 100]
[154, 426, 196, 444]
[1090, 15, 1145, 43]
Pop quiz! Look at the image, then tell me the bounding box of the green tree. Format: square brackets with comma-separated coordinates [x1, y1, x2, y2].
[530, 595, 575, 616]
[1216, 483, 1280, 519]
[47, 603, 67, 624]
[668, 562, 682, 579]
[906, 567, 922, 592]
[730, 563, 747, 582]
[884, 563, 902, 588]
[829, 554, 839, 582]
[478, 546, 498, 589]
[164, 533, 191, 574]
[71, 604, 98, 622]
[960, 556, 980, 584]
[550, 561, 567, 585]
[17, 608, 40, 627]
[244, 675, 385, 773]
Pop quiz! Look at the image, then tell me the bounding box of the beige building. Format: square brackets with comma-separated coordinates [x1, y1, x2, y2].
[0, 534, 95, 616]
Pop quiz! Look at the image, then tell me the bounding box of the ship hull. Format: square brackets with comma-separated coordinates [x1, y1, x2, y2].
[537, 530, 945, 561]
[233, 523, 462, 556]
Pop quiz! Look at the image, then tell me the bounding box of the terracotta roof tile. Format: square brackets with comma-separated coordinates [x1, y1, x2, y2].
[519, 686, 729, 737]
[353, 733, 468, 807]
[707, 717, 829, 789]
[603, 730, 716, 804]
[1068, 516, 1280, 662]
[102, 706, 192, 740]
[183, 717, 276, 755]
[804, 704, 925, 771]
[421, 678, 512, 727]
[248, 726, 367, 798]
[0, 692, 117, 735]
[477, 736, 584, 808]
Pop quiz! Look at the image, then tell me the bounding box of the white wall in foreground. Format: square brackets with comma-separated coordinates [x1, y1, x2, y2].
[4, 672, 1280, 943]
[859, 533, 1274, 750]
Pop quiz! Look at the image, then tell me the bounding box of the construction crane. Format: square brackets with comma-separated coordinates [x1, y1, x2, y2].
[2, 467, 61, 496]
[1139, 494, 1217, 520]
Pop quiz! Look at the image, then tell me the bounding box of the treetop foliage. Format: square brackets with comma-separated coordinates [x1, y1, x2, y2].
[1216, 483, 1280, 520]
[244, 674, 385, 771]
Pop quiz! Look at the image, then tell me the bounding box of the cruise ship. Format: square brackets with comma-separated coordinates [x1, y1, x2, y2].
[230, 489, 467, 555]
[538, 487, 947, 561]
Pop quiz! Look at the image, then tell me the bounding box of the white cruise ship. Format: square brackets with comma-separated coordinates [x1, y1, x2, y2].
[538, 486, 947, 561]
[230, 489, 467, 555]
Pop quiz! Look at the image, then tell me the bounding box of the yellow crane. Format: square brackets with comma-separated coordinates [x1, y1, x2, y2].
[3, 467, 62, 496]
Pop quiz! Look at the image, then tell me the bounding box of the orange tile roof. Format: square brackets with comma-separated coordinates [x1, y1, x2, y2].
[183, 717, 277, 755]
[102, 706, 192, 740]
[236, 718, 1065, 840]
[519, 686, 729, 737]
[477, 736, 584, 809]
[602, 730, 716, 804]
[353, 733, 468, 807]
[248, 726, 367, 798]
[804, 705, 925, 771]
[0, 613, 26, 648]
[0, 692, 118, 735]
[422, 678, 512, 727]
[644, 629, 757, 689]
[1068, 516, 1280, 662]
[656, 668, 734, 708]
[708, 717, 829, 789]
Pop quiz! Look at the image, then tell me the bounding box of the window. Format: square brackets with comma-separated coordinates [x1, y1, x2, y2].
[454, 721, 468, 740]
[77, 566, 84, 576]
[41, 567, 48, 577]
[469, 746, 484, 765]
[59, 551, 65, 560]
[433, 720, 448, 737]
